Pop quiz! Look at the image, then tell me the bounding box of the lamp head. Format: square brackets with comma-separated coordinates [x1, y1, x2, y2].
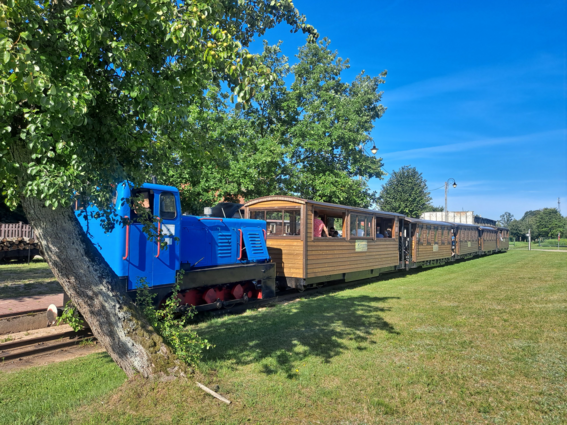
[453, 182, 457, 188]
[370, 145, 378, 155]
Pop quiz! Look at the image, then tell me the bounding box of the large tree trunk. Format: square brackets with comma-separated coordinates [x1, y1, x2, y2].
[20, 196, 185, 379]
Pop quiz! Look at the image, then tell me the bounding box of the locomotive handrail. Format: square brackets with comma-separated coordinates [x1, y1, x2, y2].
[262, 229, 266, 241]
[155, 217, 161, 258]
[199, 217, 223, 222]
[122, 216, 130, 260]
[237, 229, 243, 260]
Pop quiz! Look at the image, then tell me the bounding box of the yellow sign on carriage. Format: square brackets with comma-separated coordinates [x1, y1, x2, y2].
[355, 240, 367, 252]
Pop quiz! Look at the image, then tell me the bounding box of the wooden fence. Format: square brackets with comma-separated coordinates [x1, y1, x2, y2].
[0, 222, 35, 240]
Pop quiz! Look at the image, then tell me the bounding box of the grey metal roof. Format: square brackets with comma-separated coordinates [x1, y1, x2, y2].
[244, 195, 406, 217]
[404, 217, 453, 226]
[450, 222, 480, 228]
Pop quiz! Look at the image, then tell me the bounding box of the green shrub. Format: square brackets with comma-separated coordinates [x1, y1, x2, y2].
[135, 275, 213, 366]
[57, 301, 86, 332]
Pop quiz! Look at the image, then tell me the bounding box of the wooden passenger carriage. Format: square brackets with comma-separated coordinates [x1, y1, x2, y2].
[243, 196, 404, 290]
[403, 218, 453, 267]
[479, 226, 498, 254]
[452, 223, 480, 259]
[496, 227, 510, 251]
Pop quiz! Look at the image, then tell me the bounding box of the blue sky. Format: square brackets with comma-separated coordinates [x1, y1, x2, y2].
[248, 0, 567, 221]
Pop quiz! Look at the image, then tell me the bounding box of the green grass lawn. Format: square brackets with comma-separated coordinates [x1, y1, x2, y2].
[0, 260, 62, 299]
[509, 241, 567, 250]
[1, 250, 565, 424]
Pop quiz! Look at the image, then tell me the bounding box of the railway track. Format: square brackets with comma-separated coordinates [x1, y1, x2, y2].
[0, 329, 95, 362]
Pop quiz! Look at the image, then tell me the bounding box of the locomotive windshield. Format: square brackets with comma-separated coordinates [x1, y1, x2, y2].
[160, 192, 177, 220]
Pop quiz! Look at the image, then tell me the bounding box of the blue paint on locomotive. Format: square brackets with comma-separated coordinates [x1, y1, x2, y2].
[75, 182, 269, 291]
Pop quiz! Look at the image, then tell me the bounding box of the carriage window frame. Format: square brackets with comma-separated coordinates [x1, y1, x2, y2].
[375, 216, 396, 240]
[349, 213, 373, 240]
[249, 207, 302, 239]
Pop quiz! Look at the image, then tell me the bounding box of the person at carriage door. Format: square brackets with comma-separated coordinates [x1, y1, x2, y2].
[313, 211, 329, 238]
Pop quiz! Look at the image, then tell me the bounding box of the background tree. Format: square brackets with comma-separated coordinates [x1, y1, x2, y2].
[1, 0, 316, 378]
[508, 219, 524, 241]
[376, 166, 432, 217]
[160, 39, 387, 212]
[423, 204, 444, 213]
[498, 212, 514, 227]
[519, 210, 542, 239]
[534, 208, 564, 238]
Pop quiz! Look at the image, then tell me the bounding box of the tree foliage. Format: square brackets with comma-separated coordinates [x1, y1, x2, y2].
[535, 208, 564, 238]
[159, 39, 387, 212]
[508, 219, 524, 240]
[508, 209, 566, 240]
[423, 204, 444, 213]
[0, 0, 318, 377]
[498, 212, 514, 227]
[1, 0, 317, 210]
[376, 166, 432, 218]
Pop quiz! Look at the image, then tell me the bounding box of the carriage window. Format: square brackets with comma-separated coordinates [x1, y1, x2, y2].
[250, 209, 301, 237]
[266, 211, 283, 236]
[434, 228, 438, 244]
[284, 211, 301, 236]
[250, 210, 265, 220]
[160, 192, 177, 220]
[326, 216, 344, 238]
[376, 217, 395, 239]
[350, 214, 372, 238]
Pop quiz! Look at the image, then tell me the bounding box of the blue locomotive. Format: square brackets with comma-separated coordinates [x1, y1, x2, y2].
[75, 182, 276, 310]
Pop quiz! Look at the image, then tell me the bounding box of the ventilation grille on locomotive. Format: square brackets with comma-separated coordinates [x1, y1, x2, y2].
[247, 232, 264, 257]
[217, 232, 232, 258]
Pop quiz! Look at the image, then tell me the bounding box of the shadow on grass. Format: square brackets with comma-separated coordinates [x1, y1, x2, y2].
[199, 294, 398, 378]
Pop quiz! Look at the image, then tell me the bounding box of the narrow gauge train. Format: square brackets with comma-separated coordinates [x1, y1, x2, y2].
[75, 182, 276, 310]
[77, 184, 509, 309]
[242, 196, 509, 292]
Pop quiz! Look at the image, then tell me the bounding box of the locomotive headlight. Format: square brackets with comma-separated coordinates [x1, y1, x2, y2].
[204, 207, 212, 217]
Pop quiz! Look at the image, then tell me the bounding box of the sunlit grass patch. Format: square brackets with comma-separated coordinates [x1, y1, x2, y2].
[0, 260, 62, 299]
[0, 353, 125, 425]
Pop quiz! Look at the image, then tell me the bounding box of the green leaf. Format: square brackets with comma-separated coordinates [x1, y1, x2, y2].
[2, 51, 10, 64]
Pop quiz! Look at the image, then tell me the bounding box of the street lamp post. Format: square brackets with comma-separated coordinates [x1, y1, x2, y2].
[444, 178, 457, 222]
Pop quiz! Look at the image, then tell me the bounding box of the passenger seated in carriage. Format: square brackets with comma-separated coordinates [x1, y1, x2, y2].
[313, 211, 330, 238]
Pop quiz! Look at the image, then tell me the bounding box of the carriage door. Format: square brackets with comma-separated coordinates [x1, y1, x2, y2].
[152, 191, 180, 287]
